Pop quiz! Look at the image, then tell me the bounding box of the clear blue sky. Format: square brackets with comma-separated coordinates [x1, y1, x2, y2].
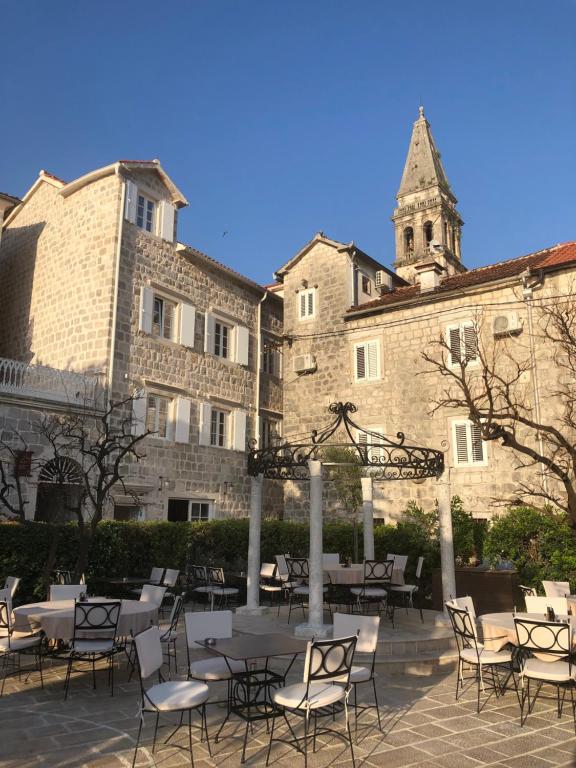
[2, 1, 574, 284]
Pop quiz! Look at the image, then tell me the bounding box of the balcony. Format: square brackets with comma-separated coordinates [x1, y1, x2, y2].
[0, 357, 105, 411]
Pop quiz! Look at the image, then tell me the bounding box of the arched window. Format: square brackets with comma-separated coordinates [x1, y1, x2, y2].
[404, 227, 414, 256]
[424, 221, 433, 247]
[443, 220, 448, 245]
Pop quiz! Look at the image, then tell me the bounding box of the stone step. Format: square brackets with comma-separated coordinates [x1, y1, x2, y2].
[376, 649, 460, 676]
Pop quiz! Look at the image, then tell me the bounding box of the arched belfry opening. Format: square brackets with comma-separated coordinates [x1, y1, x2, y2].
[404, 227, 414, 257]
[424, 221, 434, 248]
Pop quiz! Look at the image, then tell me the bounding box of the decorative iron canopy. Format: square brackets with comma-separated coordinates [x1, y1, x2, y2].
[248, 401, 444, 481]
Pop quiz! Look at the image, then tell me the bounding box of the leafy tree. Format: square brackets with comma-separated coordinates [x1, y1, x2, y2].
[323, 446, 363, 561]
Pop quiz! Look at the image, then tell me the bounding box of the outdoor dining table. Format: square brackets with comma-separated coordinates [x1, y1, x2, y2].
[200, 632, 308, 764]
[323, 563, 405, 585]
[480, 611, 576, 652]
[12, 598, 158, 640]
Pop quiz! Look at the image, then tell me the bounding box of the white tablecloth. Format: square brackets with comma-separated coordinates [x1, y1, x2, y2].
[480, 612, 575, 651]
[322, 564, 405, 585]
[13, 598, 158, 640]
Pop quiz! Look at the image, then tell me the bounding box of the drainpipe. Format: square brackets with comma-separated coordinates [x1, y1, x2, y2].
[254, 291, 268, 447]
[107, 166, 126, 407]
[520, 269, 547, 496]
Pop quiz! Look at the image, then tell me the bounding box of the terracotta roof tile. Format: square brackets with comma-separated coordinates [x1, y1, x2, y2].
[348, 242, 576, 313]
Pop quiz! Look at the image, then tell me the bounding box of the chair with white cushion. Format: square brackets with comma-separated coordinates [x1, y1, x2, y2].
[333, 612, 382, 737]
[64, 600, 121, 699]
[185, 610, 244, 703]
[188, 565, 211, 608]
[386, 553, 408, 584]
[49, 584, 85, 602]
[350, 560, 394, 625]
[514, 616, 576, 729]
[259, 563, 283, 614]
[525, 595, 569, 616]
[266, 633, 358, 768]
[286, 558, 330, 624]
[132, 625, 211, 767]
[130, 567, 164, 597]
[519, 585, 538, 598]
[542, 580, 571, 599]
[3, 577, 20, 603]
[446, 602, 515, 713]
[389, 556, 424, 621]
[140, 584, 166, 608]
[205, 567, 239, 610]
[159, 594, 184, 678]
[0, 599, 44, 696]
[449, 594, 477, 620]
[322, 553, 340, 567]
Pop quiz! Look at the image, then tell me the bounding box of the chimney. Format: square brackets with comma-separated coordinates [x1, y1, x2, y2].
[414, 260, 445, 293]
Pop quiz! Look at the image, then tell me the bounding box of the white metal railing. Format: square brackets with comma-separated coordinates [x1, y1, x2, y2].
[0, 357, 104, 409]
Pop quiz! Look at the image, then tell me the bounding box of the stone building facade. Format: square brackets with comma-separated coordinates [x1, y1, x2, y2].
[0, 161, 283, 521]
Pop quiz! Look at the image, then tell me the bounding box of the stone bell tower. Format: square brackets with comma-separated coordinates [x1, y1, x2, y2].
[392, 107, 465, 284]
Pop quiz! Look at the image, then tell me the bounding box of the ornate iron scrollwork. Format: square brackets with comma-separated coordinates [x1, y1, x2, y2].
[247, 401, 444, 481]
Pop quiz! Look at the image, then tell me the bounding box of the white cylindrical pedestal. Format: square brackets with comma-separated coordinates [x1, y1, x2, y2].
[237, 474, 268, 616]
[437, 471, 456, 616]
[361, 476, 374, 560]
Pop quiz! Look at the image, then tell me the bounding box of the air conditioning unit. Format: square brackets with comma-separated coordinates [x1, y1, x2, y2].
[293, 353, 316, 374]
[493, 312, 523, 336]
[375, 270, 393, 293]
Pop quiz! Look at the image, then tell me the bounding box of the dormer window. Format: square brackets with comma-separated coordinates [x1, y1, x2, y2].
[137, 194, 156, 233]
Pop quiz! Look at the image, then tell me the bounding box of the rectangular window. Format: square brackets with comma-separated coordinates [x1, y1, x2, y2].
[447, 323, 478, 366]
[113, 504, 141, 521]
[354, 340, 380, 381]
[361, 274, 371, 295]
[357, 427, 385, 462]
[214, 321, 230, 359]
[298, 288, 315, 320]
[146, 394, 171, 438]
[152, 296, 176, 340]
[210, 408, 227, 447]
[261, 337, 281, 376]
[452, 420, 487, 467]
[261, 418, 281, 449]
[136, 194, 156, 233]
[167, 498, 212, 522]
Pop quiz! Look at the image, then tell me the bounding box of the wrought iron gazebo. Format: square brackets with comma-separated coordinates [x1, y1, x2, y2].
[248, 401, 444, 481]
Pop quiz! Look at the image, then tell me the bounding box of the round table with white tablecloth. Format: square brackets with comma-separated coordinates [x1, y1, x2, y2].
[13, 598, 158, 640]
[480, 612, 575, 652]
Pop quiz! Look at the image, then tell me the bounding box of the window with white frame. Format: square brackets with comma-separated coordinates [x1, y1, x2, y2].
[132, 389, 191, 444]
[446, 322, 479, 366]
[152, 295, 177, 341]
[357, 427, 385, 462]
[125, 180, 176, 242]
[199, 403, 247, 451]
[261, 337, 281, 377]
[167, 498, 213, 522]
[137, 193, 156, 233]
[139, 286, 196, 347]
[298, 288, 316, 320]
[360, 273, 372, 296]
[452, 420, 487, 467]
[260, 417, 281, 449]
[204, 313, 249, 366]
[354, 340, 380, 382]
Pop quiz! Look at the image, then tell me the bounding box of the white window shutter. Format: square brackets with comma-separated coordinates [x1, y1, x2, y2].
[308, 291, 314, 316]
[159, 200, 175, 242]
[448, 326, 461, 365]
[453, 422, 469, 465]
[463, 324, 478, 362]
[470, 423, 484, 462]
[232, 410, 247, 451]
[204, 312, 215, 353]
[131, 389, 147, 436]
[125, 180, 138, 223]
[235, 326, 249, 366]
[179, 303, 196, 347]
[139, 286, 153, 334]
[355, 345, 366, 380]
[174, 397, 191, 444]
[367, 341, 379, 379]
[299, 293, 306, 319]
[199, 402, 212, 446]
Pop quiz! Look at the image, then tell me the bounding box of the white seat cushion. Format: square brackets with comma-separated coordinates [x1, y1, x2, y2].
[350, 587, 387, 597]
[523, 657, 576, 682]
[72, 639, 116, 654]
[389, 585, 417, 593]
[293, 586, 328, 595]
[193, 586, 213, 594]
[460, 647, 512, 665]
[260, 585, 282, 593]
[210, 587, 239, 596]
[333, 665, 372, 684]
[0, 634, 42, 652]
[189, 655, 245, 681]
[273, 682, 346, 710]
[144, 680, 210, 711]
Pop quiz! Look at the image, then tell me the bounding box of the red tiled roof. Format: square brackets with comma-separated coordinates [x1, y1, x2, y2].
[41, 170, 66, 184]
[348, 242, 576, 314]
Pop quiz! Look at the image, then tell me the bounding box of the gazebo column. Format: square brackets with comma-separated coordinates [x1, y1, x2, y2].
[437, 469, 456, 619]
[361, 476, 374, 560]
[295, 460, 331, 637]
[237, 473, 268, 616]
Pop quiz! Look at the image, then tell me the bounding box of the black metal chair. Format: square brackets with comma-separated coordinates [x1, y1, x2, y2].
[350, 560, 394, 625]
[259, 563, 283, 615]
[389, 556, 425, 622]
[160, 593, 184, 678]
[205, 567, 239, 610]
[446, 601, 515, 713]
[0, 600, 44, 696]
[266, 633, 358, 768]
[132, 625, 211, 768]
[64, 600, 121, 699]
[519, 584, 538, 598]
[514, 616, 576, 730]
[187, 565, 211, 608]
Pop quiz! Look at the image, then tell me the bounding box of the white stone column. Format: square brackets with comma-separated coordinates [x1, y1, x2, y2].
[361, 476, 374, 560]
[237, 474, 267, 616]
[295, 460, 330, 637]
[437, 469, 456, 616]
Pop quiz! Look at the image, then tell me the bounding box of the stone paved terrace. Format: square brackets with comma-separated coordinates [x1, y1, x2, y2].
[2, 605, 576, 768]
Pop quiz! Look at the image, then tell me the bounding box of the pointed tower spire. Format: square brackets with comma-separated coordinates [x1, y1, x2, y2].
[392, 108, 465, 284]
